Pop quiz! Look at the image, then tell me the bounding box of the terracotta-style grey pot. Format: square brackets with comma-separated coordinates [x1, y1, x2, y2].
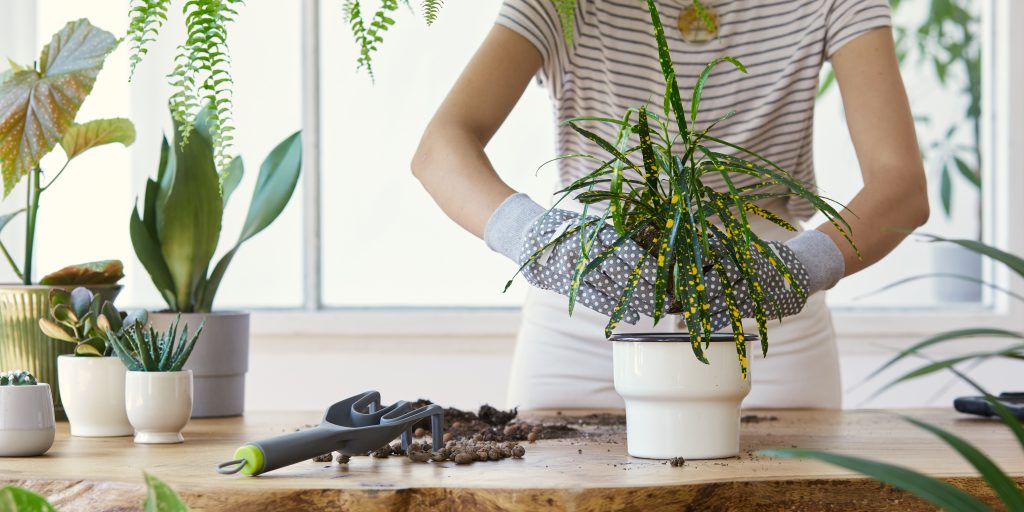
[147, 311, 249, 418]
[0, 284, 122, 420]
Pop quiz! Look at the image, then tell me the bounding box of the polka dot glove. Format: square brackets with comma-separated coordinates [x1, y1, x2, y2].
[518, 209, 660, 325]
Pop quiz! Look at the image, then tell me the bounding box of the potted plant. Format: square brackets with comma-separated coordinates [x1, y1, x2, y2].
[0, 19, 136, 418]
[129, 104, 300, 418]
[512, 0, 856, 459]
[106, 316, 203, 444]
[0, 371, 55, 457]
[38, 287, 147, 437]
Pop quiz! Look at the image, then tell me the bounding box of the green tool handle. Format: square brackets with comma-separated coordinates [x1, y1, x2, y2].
[238, 428, 343, 476]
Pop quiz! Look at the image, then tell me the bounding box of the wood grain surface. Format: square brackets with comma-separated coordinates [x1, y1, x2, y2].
[1, 408, 1021, 511]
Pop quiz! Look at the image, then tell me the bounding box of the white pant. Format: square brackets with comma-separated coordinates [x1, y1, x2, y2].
[505, 205, 842, 410]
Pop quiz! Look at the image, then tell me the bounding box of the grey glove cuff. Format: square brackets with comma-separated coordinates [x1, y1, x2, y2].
[785, 229, 846, 294]
[484, 193, 546, 262]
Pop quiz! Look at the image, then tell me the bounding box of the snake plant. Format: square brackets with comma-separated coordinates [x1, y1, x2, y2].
[37, 287, 148, 357]
[0, 19, 136, 285]
[510, 0, 855, 377]
[129, 105, 301, 313]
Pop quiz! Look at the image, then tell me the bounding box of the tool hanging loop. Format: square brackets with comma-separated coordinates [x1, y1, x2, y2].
[216, 458, 248, 475]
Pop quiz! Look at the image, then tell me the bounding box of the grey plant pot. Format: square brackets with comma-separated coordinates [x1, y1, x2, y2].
[932, 244, 983, 303]
[0, 284, 122, 420]
[147, 311, 249, 418]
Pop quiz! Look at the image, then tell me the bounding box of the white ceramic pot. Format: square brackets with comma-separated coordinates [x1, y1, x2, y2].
[148, 311, 249, 418]
[57, 355, 133, 437]
[125, 370, 193, 444]
[611, 333, 753, 460]
[0, 383, 56, 456]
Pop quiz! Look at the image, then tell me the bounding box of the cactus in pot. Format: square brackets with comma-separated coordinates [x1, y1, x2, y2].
[0, 370, 37, 386]
[0, 370, 55, 456]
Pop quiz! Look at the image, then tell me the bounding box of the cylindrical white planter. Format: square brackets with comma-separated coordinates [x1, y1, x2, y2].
[611, 333, 753, 460]
[148, 311, 249, 418]
[0, 383, 56, 456]
[125, 370, 193, 444]
[57, 355, 133, 437]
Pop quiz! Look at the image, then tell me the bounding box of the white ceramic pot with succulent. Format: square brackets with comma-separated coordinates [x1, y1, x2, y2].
[109, 315, 202, 444]
[0, 371, 55, 457]
[38, 287, 144, 437]
[130, 105, 301, 418]
[610, 333, 753, 459]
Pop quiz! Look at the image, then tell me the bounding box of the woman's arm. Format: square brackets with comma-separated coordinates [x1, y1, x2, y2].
[411, 25, 543, 239]
[820, 28, 931, 276]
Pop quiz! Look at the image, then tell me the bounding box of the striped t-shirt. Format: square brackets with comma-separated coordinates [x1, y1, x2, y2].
[496, 0, 891, 221]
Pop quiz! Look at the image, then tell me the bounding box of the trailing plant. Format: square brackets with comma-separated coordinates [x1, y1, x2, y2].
[0, 473, 189, 511]
[106, 315, 203, 372]
[129, 105, 301, 313]
[509, 0, 855, 377]
[37, 286, 148, 357]
[0, 20, 136, 285]
[763, 236, 1024, 510]
[0, 370, 37, 386]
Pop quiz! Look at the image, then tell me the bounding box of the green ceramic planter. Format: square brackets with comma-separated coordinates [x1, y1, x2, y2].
[0, 284, 122, 419]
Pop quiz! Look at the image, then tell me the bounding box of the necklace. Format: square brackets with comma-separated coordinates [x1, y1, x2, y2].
[677, 2, 719, 43]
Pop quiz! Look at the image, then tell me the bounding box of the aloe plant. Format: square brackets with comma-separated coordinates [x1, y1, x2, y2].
[37, 287, 148, 357]
[130, 106, 301, 313]
[106, 315, 203, 372]
[0, 19, 136, 285]
[511, 0, 855, 377]
[763, 236, 1024, 510]
[0, 370, 37, 386]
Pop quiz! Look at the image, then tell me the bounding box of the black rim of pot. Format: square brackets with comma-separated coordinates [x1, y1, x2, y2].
[608, 333, 758, 343]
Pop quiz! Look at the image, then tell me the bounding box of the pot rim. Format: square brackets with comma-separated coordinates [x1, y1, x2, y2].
[126, 370, 193, 375]
[608, 332, 758, 343]
[0, 383, 50, 389]
[0, 283, 123, 290]
[147, 310, 249, 317]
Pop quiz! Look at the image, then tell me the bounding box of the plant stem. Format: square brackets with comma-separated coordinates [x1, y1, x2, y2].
[40, 160, 71, 191]
[23, 167, 42, 285]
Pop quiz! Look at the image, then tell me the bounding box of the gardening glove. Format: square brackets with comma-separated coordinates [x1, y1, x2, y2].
[701, 230, 845, 330]
[485, 193, 659, 324]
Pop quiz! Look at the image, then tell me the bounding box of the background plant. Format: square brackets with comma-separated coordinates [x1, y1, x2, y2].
[37, 286, 148, 357]
[510, 0, 855, 377]
[106, 315, 202, 372]
[0, 473, 189, 511]
[763, 236, 1024, 510]
[129, 105, 301, 313]
[0, 370, 36, 386]
[0, 20, 136, 285]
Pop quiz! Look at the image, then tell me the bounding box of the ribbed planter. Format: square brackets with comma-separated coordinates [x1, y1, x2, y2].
[0, 284, 122, 419]
[148, 311, 249, 418]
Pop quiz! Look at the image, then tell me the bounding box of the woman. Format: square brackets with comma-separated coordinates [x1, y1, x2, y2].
[412, 0, 929, 410]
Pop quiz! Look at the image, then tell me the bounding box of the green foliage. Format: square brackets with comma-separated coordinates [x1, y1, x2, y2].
[552, 0, 577, 44]
[131, 105, 302, 312]
[0, 370, 37, 386]
[421, 0, 443, 25]
[128, 0, 172, 77]
[0, 19, 134, 285]
[106, 314, 203, 372]
[0, 474, 187, 512]
[512, 0, 855, 377]
[37, 287, 146, 357]
[39, 260, 125, 286]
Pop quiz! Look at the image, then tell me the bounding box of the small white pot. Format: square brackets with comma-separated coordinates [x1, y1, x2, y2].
[57, 355, 133, 437]
[0, 383, 56, 456]
[611, 333, 753, 460]
[125, 370, 193, 444]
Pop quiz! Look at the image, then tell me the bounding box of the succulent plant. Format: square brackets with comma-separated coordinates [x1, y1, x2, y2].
[0, 370, 37, 386]
[105, 315, 203, 372]
[37, 287, 148, 357]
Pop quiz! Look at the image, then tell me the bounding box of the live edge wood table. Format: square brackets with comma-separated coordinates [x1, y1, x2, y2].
[1, 409, 1021, 512]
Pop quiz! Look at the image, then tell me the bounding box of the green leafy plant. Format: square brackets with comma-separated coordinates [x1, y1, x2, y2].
[0, 370, 37, 386]
[37, 286, 148, 357]
[106, 314, 203, 372]
[0, 473, 189, 511]
[0, 20, 136, 285]
[510, 0, 855, 377]
[763, 236, 1024, 510]
[129, 105, 301, 313]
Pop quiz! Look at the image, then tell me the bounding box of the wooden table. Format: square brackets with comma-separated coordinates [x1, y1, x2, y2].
[1, 409, 1021, 511]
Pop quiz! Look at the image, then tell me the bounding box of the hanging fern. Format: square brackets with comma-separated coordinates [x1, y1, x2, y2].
[345, 0, 402, 80]
[167, 0, 241, 172]
[422, 0, 443, 25]
[552, 0, 576, 45]
[127, 0, 171, 78]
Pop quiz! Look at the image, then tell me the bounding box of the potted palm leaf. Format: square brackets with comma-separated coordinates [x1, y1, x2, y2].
[130, 105, 301, 418]
[0, 19, 135, 418]
[512, 0, 856, 459]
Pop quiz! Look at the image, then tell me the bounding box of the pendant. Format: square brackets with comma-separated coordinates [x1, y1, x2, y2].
[677, 4, 718, 43]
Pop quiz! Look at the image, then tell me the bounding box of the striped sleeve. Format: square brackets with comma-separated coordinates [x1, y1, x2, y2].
[824, 0, 892, 59]
[496, 0, 570, 97]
